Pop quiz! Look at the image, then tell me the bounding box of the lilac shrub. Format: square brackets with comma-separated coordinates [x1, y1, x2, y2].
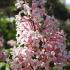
[10, 0, 67, 70]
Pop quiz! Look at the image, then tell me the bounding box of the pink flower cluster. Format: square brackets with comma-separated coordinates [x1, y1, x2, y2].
[11, 0, 67, 70]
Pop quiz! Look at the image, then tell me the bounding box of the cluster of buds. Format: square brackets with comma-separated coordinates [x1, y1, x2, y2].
[11, 0, 67, 70]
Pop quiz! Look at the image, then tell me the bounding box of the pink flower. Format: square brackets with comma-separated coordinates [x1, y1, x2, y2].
[0, 37, 4, 48]
[0, 51, 6, 61]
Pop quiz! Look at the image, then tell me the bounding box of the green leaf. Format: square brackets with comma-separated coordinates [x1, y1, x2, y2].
[0, 62, 5, 68]
[0, 62, 5, 70]
[5, 64, 10, 70]
[0, 62, 10, 70]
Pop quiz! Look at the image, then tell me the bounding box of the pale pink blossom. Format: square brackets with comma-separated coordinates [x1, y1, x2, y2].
[7, 40, 17, 47]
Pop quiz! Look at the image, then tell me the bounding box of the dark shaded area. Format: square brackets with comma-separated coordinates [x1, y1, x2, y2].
[63, 64, 70, 70]
[0, 66, 5, 70]
[0, 0, 16, 17]
[0, 0, 15, 8]
[45, 0, 70, 21]
[49, 61, 55, 67]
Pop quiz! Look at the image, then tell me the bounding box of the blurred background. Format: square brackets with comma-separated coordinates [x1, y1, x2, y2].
[0, 0, 70, 70]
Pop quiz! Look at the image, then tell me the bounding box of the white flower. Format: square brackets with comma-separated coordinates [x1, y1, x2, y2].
[7, 40, 17, 47]
[51, 51, 55, 56]
[23, 3, 31, 16]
